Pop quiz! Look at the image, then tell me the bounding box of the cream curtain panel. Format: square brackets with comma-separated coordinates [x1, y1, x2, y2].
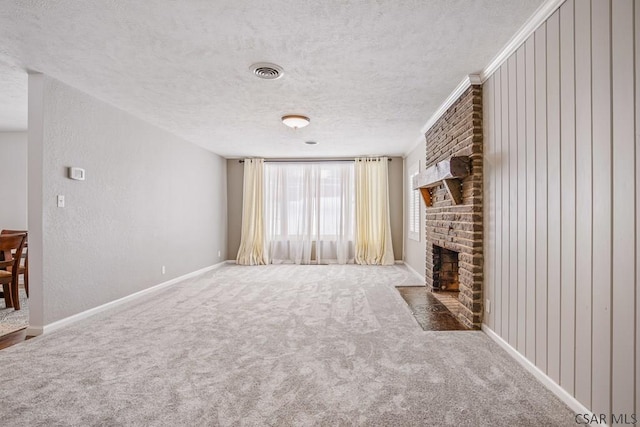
[236, 159, 267, 265]
[354, 157, 395, 265]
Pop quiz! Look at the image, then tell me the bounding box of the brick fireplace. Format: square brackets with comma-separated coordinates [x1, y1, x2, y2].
[416, 84, 483, 329]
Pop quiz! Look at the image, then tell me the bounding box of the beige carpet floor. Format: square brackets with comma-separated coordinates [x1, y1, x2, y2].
[0, 264, 574, 426]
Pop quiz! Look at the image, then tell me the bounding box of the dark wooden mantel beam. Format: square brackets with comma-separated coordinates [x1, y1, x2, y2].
[412, 156, 470, 206]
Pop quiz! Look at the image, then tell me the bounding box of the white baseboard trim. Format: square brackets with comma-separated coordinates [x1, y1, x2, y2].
[25, 326, 42, 336]
[402, 261, 425, 284]
[481, 324, 592, 417]
[26, 261, 227, 336]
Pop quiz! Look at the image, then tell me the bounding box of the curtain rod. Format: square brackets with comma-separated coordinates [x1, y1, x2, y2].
[238, 158, 392, 163]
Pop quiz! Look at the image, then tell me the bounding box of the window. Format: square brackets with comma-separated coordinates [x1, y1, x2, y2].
[408, 162, 420, 241]
[264, 162, 355, 264]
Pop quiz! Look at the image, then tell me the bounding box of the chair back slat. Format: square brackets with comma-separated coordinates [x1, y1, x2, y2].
[0, 233, 26, 309]
[1, 230, 29, 300]
[0, 233, 25, 265]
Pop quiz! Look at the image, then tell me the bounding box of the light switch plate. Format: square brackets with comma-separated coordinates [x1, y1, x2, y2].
[57, 195, 65, 208]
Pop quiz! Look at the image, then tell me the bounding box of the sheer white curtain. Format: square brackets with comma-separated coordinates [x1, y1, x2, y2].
[236, 159, 267, 265]
[264, 162, 354, 264]
[354, 157, 395, 265]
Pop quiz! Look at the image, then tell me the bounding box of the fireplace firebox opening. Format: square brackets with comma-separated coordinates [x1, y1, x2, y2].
[432, 245, 460, 292]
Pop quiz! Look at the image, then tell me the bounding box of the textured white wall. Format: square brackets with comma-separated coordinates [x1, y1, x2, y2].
[226, 159, 244, 260]
[28, 74, 227, 326]
[402, 141, 426, 281]
[483, 0, 638, 417]
[387, 157, 403, 260]
[0, 132, 27, 229]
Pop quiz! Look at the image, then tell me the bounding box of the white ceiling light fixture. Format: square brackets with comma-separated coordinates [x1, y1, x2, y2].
[282, 115, 310, 129]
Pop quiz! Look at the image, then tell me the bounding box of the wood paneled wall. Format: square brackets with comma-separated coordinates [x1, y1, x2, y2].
[483, 0, 638, 416]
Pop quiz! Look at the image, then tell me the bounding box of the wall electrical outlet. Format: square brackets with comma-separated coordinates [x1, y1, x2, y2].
[161, 265, 166, 275]
[485, 299, 491, 313]
[57, 195, 65, 208]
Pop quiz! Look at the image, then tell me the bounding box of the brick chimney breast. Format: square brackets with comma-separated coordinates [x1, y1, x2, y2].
[424, 85, 483, 329]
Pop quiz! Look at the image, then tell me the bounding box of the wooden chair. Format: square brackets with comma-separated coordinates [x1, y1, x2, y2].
[1, 230, 28, 297]
[0, 233, 26, 310]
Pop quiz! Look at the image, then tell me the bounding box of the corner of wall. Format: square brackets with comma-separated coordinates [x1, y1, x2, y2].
[26, 72, 45, 329]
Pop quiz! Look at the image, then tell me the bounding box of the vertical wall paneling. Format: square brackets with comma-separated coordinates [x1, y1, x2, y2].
[574, 0, 593, 408]
[525, 36, 537, 362]
[508, 54, 519, 347]
[559, 0, 576, 395]
[546, 10, 561, 384]
[495, 69, 503, 336]
[501, 64, 511, 338]
[483, 0, 640, 415]
[534, 24, 549, 372]
[635, 1, 640, 417]
[516, 46, 527, 354]
[611, 0, 636, 415]
[633, 3, 640, 414]
[591, 0, 612, 416]
[485, 75, 495, 328]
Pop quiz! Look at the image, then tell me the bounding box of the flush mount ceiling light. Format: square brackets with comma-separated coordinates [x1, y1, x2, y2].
[250, 62, 283, 80]
[282, 115, 310, 129]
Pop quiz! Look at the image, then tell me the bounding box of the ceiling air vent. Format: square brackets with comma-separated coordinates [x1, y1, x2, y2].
[250, 62, 283, 80]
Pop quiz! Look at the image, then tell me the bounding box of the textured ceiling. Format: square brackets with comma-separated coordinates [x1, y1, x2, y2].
[0, 0, 543, 158]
